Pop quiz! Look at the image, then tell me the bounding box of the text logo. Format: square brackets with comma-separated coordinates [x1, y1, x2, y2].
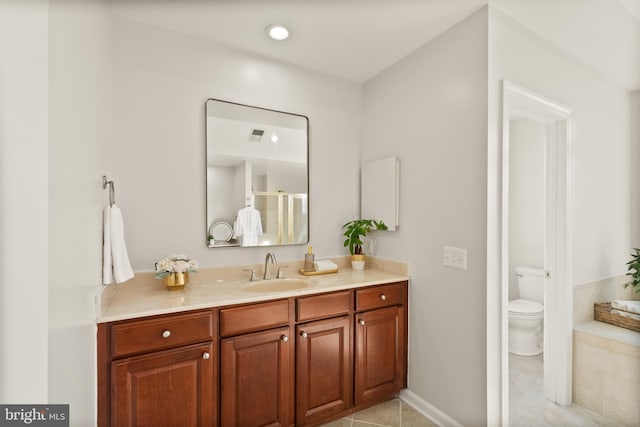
[0, 405, 68, 427]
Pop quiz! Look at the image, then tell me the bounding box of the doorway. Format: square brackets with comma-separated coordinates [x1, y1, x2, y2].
[500, 80, 572, 425]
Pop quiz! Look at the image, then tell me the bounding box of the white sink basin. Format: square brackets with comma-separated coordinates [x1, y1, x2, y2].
[243, 279, 310, 293]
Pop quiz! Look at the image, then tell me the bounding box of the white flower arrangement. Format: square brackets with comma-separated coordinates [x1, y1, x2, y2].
[155, 254, 199, 279]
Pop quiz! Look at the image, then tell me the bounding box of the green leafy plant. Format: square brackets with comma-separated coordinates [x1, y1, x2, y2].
[623, 248, 640, 294]
[342, 219, 388, 255]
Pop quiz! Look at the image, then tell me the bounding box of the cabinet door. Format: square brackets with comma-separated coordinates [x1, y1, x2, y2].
[355, 306, 405, 405]
[111, 342, 215, 427]
[221, 326, 291, 427]
[296, 316, 352, 426]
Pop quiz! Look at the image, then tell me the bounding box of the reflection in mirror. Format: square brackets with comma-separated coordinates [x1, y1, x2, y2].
[206, 99, 309, 248]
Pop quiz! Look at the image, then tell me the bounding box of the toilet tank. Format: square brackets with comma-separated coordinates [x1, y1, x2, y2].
[516, 266, 545, 304]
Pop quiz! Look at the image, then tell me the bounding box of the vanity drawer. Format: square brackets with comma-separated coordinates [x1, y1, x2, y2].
[111, 311, 214, 358]
[220, 299, 289, 337]
[296, 290, 352, 322]
[355, 282, 405, 311]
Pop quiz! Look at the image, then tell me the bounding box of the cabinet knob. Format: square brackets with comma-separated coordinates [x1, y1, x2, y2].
[379, 294, 387, 301]
[162, 330, 171, 338]
[202, 352, 210, 360]
[300, 331, 308, 338]
[281, 335, 289, 343]
[359, 319, 365, 326]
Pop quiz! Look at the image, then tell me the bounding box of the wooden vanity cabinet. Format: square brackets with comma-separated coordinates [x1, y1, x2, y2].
[354, 282, 408, 406]
[221, 326, 292, 427]
[219, 299, 292, 427]
[99, 281, 407, 427]
[111, 341, 215, 427]
[97, 310, 217, 427]
[295, 291, 353, 426]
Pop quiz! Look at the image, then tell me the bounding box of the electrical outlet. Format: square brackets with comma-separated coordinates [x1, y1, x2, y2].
[443, 246, 467, 269]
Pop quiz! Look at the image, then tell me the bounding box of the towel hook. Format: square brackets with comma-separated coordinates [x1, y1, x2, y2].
[102, 175, 116, 207]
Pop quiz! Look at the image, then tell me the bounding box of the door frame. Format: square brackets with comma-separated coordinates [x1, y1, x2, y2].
[498, 80, 572, 424]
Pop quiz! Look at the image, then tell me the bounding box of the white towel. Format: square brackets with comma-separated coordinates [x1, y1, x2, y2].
[612, 300, 640, 314]
[102, 207, 113, 284]
[103, 205, 134, 284]
[611, 309, 640, 321]
[314, 260, 338, 272]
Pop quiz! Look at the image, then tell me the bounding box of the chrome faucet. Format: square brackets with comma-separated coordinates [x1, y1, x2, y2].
[263, 252, 278, 280]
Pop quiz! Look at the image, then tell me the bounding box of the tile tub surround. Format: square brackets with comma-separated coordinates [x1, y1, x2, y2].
[574, 275, 638, 325]
[573, 322, 640, 427]
[97, 256, 408, 323]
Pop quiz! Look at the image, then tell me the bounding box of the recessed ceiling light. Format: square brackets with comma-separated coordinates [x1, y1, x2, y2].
[265, 24, 290, 41]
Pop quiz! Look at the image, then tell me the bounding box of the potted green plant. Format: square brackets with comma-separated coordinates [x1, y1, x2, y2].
[342, 219, 388, 270]
[623, 248, 640, 294]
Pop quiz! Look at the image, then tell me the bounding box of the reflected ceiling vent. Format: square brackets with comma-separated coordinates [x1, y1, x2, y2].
[248, 129, 264, 142]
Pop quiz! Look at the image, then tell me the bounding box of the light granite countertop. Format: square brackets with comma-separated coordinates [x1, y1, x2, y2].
[97, 256, 409, 323]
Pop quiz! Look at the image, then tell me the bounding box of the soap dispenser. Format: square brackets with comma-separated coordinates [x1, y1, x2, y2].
[304, 245, 316, 272]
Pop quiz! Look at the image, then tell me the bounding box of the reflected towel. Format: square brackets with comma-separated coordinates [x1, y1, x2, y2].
[103, 205, 134, 284]
[314, 260, 338, 272]
[234, 206, 263, 247]
[612, 300, 640, 314]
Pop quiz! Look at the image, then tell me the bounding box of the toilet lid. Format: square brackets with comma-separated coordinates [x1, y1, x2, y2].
[508, 299, 543, 315]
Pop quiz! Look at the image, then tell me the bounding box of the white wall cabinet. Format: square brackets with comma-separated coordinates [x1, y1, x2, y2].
[361, 156, 399, 231]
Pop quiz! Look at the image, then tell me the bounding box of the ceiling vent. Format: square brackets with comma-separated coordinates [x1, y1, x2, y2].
[249, 129, 264, 141]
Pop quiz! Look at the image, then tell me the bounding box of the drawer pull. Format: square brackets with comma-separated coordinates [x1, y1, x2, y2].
[162, 330, 171, 338]
[300, 331, 308, 338]
[281, 335, 289, 343]
[359, 319, 366, 326]
[202, 352, 210, 360]
[380, 294, 387, 301]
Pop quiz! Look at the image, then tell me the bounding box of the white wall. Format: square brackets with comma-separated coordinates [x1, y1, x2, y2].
[632, 90, 640, 249]
[363, 8, 489, 426]
[111, 15, 362, 270]
[487, 6, 634, 421]
[508, 118, 545, 299]
[48, 0, 112, 424]
[489, 8, 632, 288]
[0, 0, 50, 403]
[489, 0, 640, 91]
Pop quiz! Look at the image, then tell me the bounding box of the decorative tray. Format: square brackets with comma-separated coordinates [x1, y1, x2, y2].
[299, 268, 338, 276]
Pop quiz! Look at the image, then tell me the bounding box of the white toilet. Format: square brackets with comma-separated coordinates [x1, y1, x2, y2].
[508, 266, 545, 356]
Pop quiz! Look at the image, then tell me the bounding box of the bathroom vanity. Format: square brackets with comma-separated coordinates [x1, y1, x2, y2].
[97, 264, 408, 427]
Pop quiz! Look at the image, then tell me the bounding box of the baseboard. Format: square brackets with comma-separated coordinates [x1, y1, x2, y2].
[399, 389, 464, 427]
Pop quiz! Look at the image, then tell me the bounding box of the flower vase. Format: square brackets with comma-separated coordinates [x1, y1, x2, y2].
[164, 272, 189, 291]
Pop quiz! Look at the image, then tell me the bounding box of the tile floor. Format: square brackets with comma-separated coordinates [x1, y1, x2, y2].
[320, 398, 437, 427]
[320, 353, 627, 427]
[509, 353, 623, 426]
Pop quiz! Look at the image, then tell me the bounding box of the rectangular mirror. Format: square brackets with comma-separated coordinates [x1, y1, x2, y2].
[206, 99, 309, 248]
